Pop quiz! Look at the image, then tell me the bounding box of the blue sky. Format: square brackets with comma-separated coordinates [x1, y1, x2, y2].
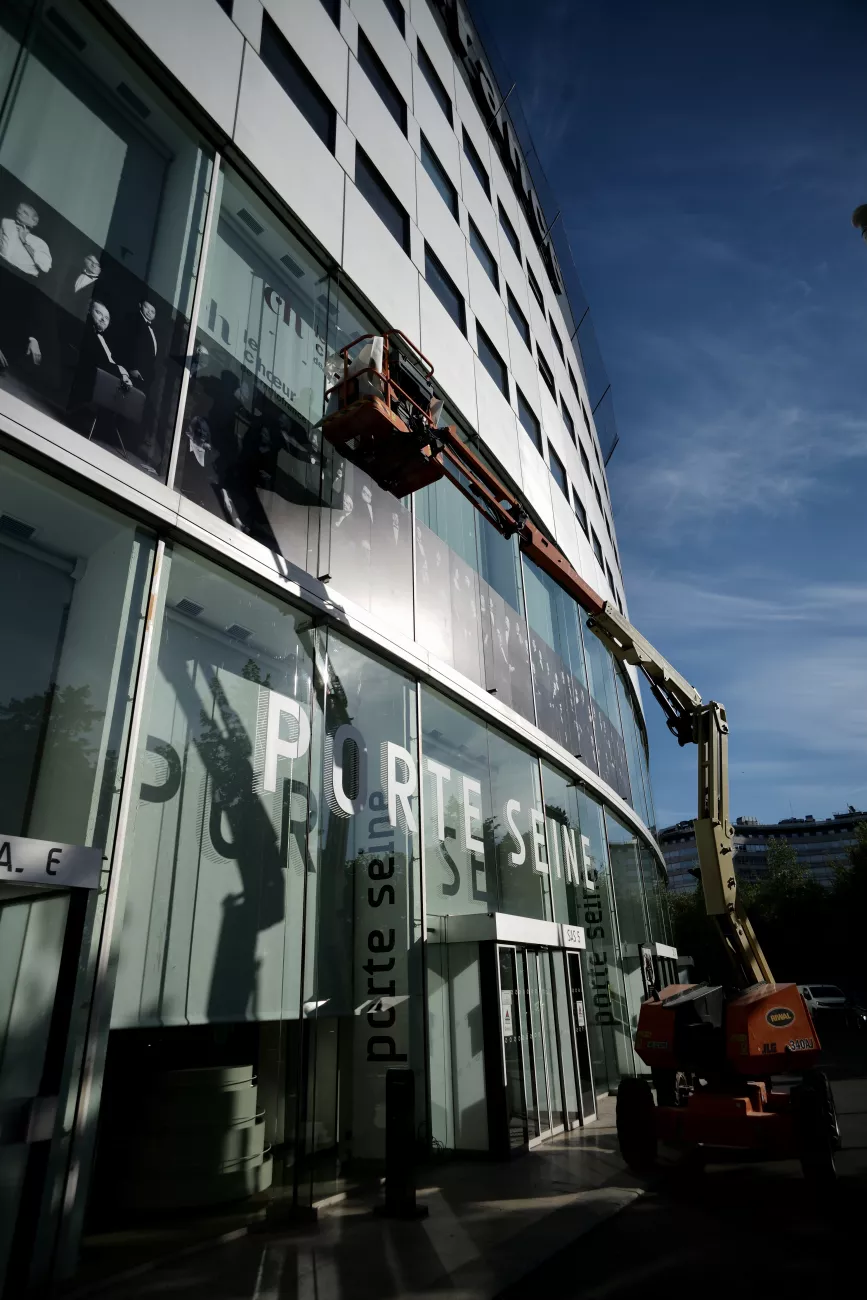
[475, 0, 867, 828]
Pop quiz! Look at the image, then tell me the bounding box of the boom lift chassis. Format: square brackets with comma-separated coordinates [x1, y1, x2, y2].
[322, 332, 840, 1182]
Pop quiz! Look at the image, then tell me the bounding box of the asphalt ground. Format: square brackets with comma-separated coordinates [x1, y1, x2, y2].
[496, 1034, 867, 1300]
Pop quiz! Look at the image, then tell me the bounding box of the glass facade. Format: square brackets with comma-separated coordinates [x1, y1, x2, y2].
[0, 0, 212, 479]
[0, 2, 667, 1292]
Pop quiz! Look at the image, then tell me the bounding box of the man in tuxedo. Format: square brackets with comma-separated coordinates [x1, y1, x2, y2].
[117, 298, 159, 392]
[68, 300, 132, 440]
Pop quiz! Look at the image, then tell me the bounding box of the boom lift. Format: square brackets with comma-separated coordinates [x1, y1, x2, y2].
[322, 333, 840, 1182]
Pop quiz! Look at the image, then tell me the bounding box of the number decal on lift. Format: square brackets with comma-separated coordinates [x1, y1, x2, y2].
[787, 1037, 815, 1051]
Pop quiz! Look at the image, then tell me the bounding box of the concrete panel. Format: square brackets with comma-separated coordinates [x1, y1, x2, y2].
[348, 58, 417, 218]
[344, 181, 420, 339]
[106, 0, 243, 135]
[467, 255, 508, 362]
[264, 0, 349, 114]
[416, 168, 469, 297]
[419, 280, 477, 429]
[473, 357, 522, 488]
[235, 48, 345, 261]
[351, 0, 414, 103]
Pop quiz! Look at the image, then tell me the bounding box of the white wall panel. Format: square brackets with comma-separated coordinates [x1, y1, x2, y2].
[344, 182, 420, 340]
[234, 48, 345, 262]
[467, 256, 508, 363]
[419, 281, 477, 429]
[409, 0, 458, 97]
[549, 481, 580, 565]
[351, 0, 414, 103]
[506, 323, 541, 413]
[233, 0, 264, 50]
[517, 427, 556, 535]
[348, 58, 417, 218]
[416, 170, 469, 297]
[413, 75, 461, 186]
[106, 0, 243, 135]
[264, 0, 349, 115]
[473, 359, 522, 488]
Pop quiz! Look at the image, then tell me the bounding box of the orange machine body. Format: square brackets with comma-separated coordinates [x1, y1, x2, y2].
[635, 981, 821, 1154]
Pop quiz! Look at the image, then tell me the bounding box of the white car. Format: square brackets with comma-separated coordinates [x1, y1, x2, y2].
[798, 983, 847, 1012]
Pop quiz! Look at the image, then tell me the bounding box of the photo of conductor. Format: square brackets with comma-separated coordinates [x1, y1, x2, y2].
[0, 200, 52, 374]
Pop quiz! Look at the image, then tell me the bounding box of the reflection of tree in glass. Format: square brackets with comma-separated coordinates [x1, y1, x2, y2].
[241, 658, 272, 688]
[0, 685, 103, 834]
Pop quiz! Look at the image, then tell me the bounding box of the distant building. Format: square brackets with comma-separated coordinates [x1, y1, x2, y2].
[660, 808, 866, 892]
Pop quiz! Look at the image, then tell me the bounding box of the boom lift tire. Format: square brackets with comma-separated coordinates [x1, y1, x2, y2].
[792, 1071, 838, 1186]
[616, 1077, 657, 1173]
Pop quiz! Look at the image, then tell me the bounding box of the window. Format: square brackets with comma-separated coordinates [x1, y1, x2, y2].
[550, 318, 565, 361]
[604, 514, 614, 544]
[568, 364, 580, 400]
[537, 346, 555, 398]
[356, 147, 410, 251]
[560, 399, 576, 444]
[593, 479, 604, 511]
[382, 0, 405, 36]
[215, 0, 232, 12]
[420, 134, 458, 218]
[0, 0, 212, 482]
[498, 201, 521, 261]
[468, 218, 498, 289]
[582, 402, 592, 435]
[317, 0, 341, 22]
[180, 165, 329, 560]
[572, 488, 589, 536]
[591, 527, 604, 565]
[579, 442, 591, 478]
[605, 560, 616, 590]
[506, 288, 530, 348]
[549, 446, 568, 497]
[462, 127, 490, 198]
[517, 388, 542, 451]
[417, 41, 452, 125]
[476, 323, 509, 396]
[527, 263, 545, 312]
[425, 243, 466, 334]
[261, 15, 336, 150]
[358, 29, 407, 133]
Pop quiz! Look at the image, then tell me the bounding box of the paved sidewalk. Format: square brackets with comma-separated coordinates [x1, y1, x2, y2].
[71, 1097, 649, 1300]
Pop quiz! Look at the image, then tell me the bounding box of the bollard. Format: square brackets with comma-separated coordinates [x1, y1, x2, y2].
[376, 1067, 428, 1219]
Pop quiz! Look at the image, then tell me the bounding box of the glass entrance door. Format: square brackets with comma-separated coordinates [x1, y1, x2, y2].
[567, 951, 596, 1121]
[496, 946, 528, 1150]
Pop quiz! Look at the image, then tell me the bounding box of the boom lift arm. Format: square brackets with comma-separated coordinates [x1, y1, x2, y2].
[321, 331, 771, 989]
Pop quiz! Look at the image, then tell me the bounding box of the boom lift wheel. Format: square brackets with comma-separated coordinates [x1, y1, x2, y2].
[616, 1077, 657, 1173]
[792, 1069, 839, 1186]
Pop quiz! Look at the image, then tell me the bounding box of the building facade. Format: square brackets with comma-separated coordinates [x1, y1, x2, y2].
[0, 1, 670, 1292]
[661, 810, 866, 891]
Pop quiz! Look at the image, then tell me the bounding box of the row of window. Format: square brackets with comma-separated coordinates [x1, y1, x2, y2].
[258, 5, 620, 591]
[306, 0, 607, 490]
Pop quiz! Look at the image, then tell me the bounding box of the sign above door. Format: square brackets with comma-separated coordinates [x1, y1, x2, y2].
[0, 834, 102, 890]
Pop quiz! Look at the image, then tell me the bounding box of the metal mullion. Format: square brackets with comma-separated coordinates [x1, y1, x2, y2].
[165, 151, 223, 490]
[52, 538, 168, 1278]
